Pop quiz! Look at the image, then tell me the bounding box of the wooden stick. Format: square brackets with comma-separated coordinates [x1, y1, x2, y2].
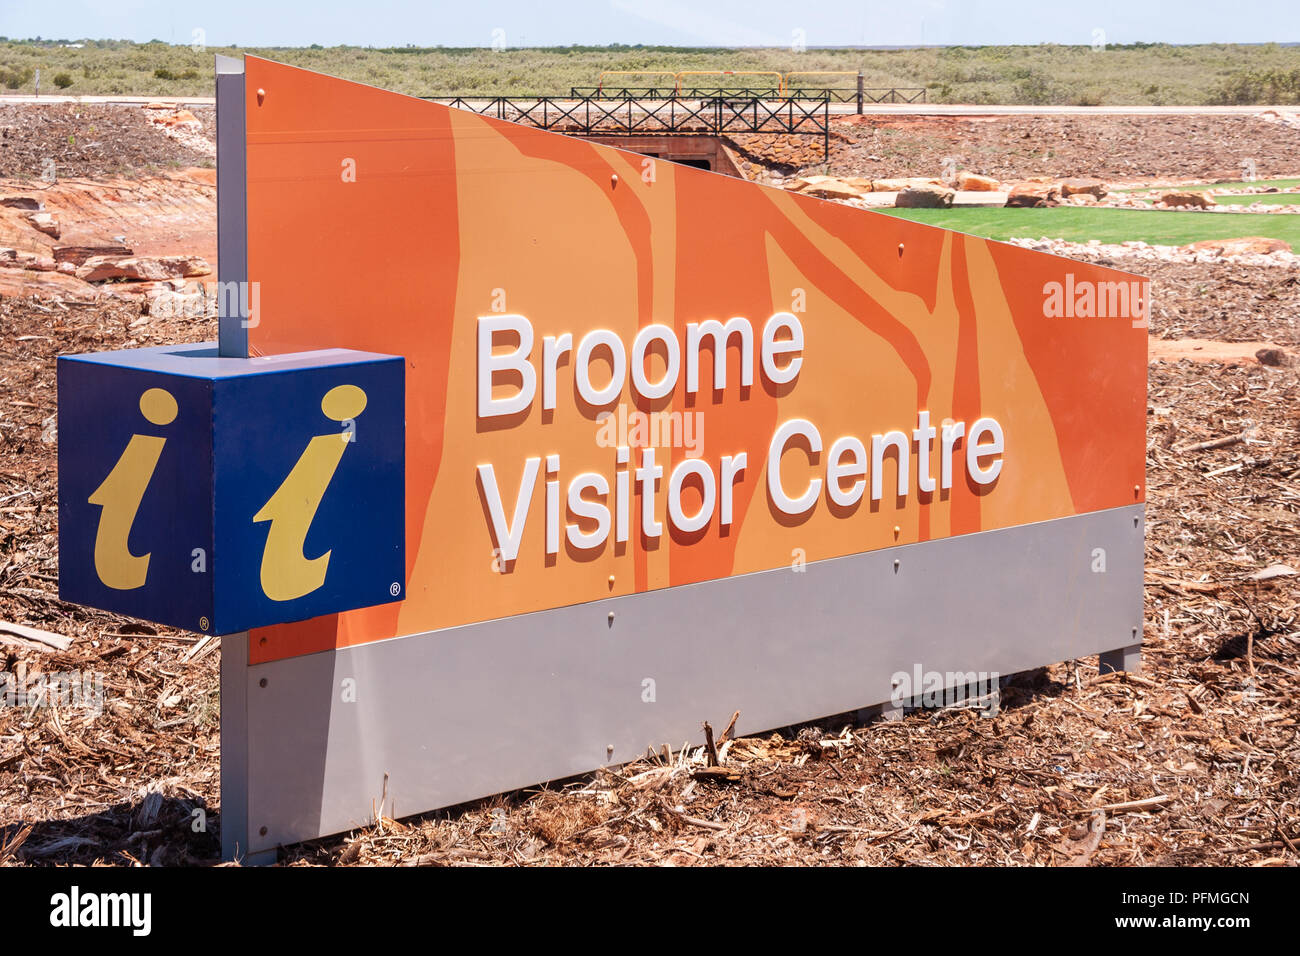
[1065, 811, 1106, 867]
[1223, 840, 1288, 853]
[0, 619, 71, 651]
[1177, 434, 1242, 454]
[702, 721, 719, 767]
[1070, 795, 1170, 815]
[1268, 806, 1299, 855]
[0, 824, 32, 864]
[692, 766, 742, 784]
[717, 710, 741, 745]
[662, 803, 728, 831]
[182, 634, 213, 663]
[1205, 462, 1243, 478]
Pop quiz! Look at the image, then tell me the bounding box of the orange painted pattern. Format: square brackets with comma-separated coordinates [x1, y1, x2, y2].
[242, 57, 1147, 664]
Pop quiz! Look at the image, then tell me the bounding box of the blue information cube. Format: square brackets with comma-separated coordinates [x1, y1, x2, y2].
[58, 343, 405, 634]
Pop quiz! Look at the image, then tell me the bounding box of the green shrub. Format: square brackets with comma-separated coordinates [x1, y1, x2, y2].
[53, 71, 72, 89]
[1013, 70, 1055, 105]
[0, 39, 1299, 104]
[1210, 68, 1300, 104]
[0, 64, 34, 89]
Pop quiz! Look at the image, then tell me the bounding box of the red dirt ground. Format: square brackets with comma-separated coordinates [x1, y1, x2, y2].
[0, 104, 1297, 867]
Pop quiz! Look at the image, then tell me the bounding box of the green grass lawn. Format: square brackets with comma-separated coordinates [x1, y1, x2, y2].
[1197, 193, 1300, 206]
[877, 207, 1300, 247]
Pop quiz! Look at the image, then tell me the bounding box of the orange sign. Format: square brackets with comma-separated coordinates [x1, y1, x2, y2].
[242, 57, 1147, 664]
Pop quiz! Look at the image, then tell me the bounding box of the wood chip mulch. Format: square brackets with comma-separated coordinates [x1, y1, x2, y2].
[0, 269, 1296, 866]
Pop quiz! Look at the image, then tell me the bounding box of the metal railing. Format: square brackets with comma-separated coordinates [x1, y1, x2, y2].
[425, 95, 831, 155]
[784, 70, 860, 104]
[573, 85, 823, 101]
[860, 87, 928, 104]
[429, 69, 927, 113]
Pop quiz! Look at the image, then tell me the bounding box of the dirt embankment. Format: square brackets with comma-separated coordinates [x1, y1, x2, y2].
[0, 170, 217, 299]
[0, 104, 218, 300]
[828, 114, 1300, 184]
[0, 104, 215, 180]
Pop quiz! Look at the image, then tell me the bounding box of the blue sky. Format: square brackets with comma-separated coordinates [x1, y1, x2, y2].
[1, 0, 1296, 47]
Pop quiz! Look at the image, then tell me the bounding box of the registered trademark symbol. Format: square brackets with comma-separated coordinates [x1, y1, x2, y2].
[199, 616, 210, 631]
[389, 582, 401, 596]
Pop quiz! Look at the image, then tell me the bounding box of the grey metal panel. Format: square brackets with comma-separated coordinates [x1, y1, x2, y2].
[218, 631, 249, 860]
[1100, 643, 1143, 675]
[243, 504, 1143, 853]
[215, 56, 247, 360]
[214, 54, 266, 864]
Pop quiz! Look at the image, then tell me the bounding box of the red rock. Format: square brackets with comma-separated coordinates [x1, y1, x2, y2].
[785, 175, 835, 193]
[76, 255, 212, 282]
[0, 196, 43, 211]
[26, 211, 61, 238]
[895, 185, 955, 208]
[1161, 191, 1215, 208]
[1059, 177, 1108, 198]
[957, 171, 1000, 191]
[178, 167, 218, 186]
[150, 109, 202, 129]
[1005, 183, 1060, 207]
[873, 177, 944, 192]
[803, 179, 868, 200]
[0, 248, 54, 271]
[1185, 237, 1291, 256]
[54, 244, 133, 266]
